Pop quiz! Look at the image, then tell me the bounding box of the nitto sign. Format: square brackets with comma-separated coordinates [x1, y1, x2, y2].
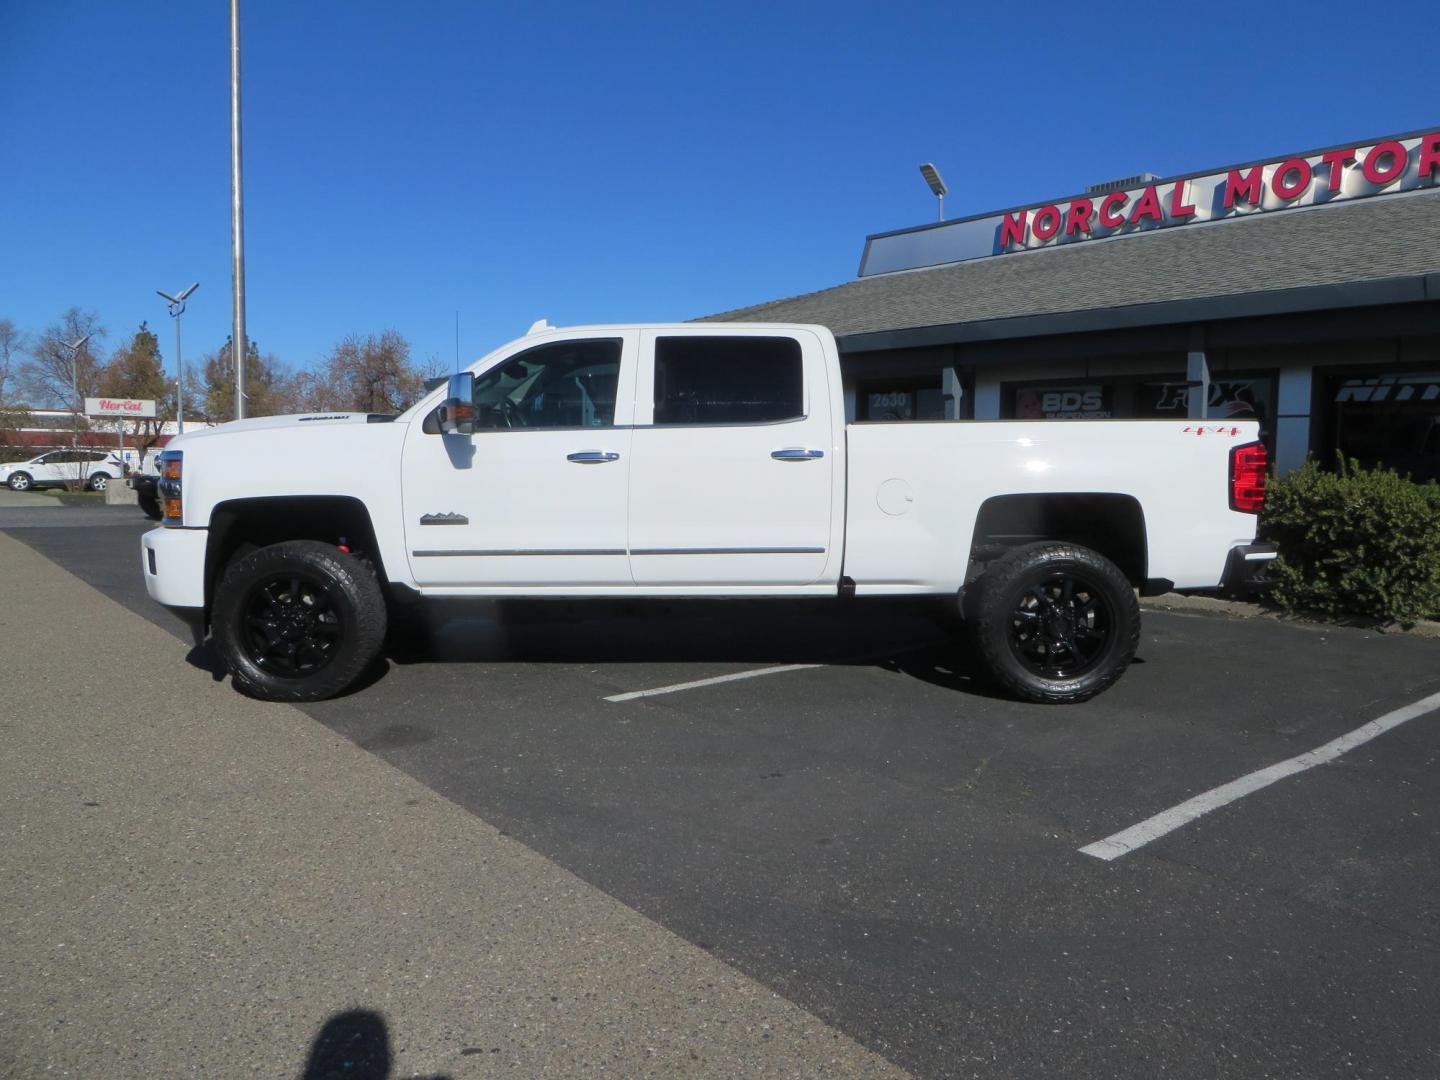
[1334, 374, 1440, 403]
[858, 128, 1440, 276]
[997, 132, 1440, 253]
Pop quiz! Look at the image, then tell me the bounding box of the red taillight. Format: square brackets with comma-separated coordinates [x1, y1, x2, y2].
[1230, 441, 1268, 513]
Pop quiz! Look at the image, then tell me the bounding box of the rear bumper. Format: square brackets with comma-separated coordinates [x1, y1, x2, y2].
[1219, 541, 1278, 593]
[141, 526, 208, 609]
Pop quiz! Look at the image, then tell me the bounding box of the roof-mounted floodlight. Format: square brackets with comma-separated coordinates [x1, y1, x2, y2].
[919, 163, 948, 222]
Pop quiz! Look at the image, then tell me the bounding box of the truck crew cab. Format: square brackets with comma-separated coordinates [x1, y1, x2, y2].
[142, 322, 1272, 705]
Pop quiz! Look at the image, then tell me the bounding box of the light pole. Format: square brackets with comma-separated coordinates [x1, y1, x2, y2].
[919, 162, 948, 222]
[60, 333, 92, 448]
[230, 0, 248, 421]
[157, 283, 199, 434]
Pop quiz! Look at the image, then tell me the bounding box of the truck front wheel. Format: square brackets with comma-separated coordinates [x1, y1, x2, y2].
[967, 542, 1139, 704]
[212, 540, 387, 702]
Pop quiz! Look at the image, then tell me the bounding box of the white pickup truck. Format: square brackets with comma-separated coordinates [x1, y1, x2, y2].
[141, 322, 1273, 705]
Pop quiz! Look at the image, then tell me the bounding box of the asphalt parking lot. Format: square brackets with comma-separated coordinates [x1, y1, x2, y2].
[5, 500, 1440, 1079]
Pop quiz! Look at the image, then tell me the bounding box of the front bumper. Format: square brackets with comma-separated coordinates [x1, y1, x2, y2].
[1219, 541, 1278, 593]
[141, 526, 208, 609]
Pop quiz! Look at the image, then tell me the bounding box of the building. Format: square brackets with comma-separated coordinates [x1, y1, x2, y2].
[706, 128, 1440, 481]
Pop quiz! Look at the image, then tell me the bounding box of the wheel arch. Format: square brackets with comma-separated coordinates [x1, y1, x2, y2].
[205, 496, 387, 616]
[968, 492, 1148, 587]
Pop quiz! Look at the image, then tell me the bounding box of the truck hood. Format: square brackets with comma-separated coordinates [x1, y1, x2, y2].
[168, 411, 401, 447]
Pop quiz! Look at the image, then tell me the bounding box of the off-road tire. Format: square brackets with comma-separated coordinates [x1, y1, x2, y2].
[212, 540, 387, 702]
[968, 542, 1139, 704]
[137, 490, 162, 520]
[8, 472, 33, 492]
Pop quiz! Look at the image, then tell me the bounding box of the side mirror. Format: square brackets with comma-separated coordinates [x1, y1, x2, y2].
[437, 372, 476, 435]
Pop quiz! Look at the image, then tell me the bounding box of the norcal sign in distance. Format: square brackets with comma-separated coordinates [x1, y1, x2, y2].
[996, 130, 1440, 253]
[86, 397, 158, 418]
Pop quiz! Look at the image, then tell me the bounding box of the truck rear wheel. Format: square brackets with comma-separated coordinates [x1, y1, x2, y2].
[967, 542, 1139, 704]
[212, 540, 387, 702]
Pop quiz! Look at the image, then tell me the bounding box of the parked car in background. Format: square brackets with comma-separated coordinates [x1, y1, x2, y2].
[128, 451, 163, 519]
[1, 449, 124, 492]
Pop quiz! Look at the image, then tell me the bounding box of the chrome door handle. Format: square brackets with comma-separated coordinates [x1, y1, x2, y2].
[771, 448, 824, 461]
[566, 450, 621, 464]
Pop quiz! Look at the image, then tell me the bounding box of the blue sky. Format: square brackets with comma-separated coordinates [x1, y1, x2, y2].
[2, 0, 1435, 378]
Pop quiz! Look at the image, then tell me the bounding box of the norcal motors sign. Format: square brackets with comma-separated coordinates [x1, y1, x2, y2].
[996, 132, 1440, 253]
[858, 128, 1440, 276]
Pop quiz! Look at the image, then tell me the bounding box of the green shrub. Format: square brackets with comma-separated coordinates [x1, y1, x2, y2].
[1260, 459, 1440, 624]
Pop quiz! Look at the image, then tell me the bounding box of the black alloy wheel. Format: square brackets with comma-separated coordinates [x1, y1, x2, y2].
[1007, 572, 1114, 679]
[968, 542, 1140, 704]
[212, 540, 387, 702]
[241, 572, 344, 678]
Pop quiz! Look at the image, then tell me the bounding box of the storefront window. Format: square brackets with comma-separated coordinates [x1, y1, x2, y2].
[859, 380, 948, 421]
[1003, 373, 1276, 430]
[1327, 371, 1440, 482]
[1139, 375, 1274, 429]
[1010, 383, 1113, 419]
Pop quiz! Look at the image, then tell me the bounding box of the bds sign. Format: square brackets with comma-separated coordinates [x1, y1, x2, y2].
[86, 397, 158, 418]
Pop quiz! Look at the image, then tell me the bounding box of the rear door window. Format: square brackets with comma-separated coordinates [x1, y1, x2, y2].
[653, 336, 803, 425]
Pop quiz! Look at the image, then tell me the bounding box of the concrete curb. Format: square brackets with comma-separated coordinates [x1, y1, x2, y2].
[1140, 591, 1440, 639]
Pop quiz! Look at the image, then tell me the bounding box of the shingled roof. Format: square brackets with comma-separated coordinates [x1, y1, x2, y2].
[699, 189, 1440, 349]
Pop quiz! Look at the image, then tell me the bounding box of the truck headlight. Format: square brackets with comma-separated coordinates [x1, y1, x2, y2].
[158, 450, 184, 526]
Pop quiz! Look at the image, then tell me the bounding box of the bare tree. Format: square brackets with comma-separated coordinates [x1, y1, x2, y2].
[20, 309, 107, 486]
[0, 318, 26, 405]
[280, 368, 333, 413]
[0, 318, 29, 450]
[21, 307, 107, 420]
[321, 330, 424, 414]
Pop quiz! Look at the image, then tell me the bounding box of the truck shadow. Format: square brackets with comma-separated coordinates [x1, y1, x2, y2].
[379, 598, 1015, 701]
[185, 598, 1139, 703]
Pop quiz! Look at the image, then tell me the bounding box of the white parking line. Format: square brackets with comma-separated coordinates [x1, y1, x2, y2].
[605, 663, 825, 702]
[1080, 688, 1440, 861]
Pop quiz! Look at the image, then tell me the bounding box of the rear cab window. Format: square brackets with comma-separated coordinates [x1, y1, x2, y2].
[652, 336, 803, 426]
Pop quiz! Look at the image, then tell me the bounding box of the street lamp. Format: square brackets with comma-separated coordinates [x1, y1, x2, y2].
[157, 282, 199, 434]
[60, 333, 92, 448]
[919, 162, 948, 222]
[230, 0, 248, 421]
